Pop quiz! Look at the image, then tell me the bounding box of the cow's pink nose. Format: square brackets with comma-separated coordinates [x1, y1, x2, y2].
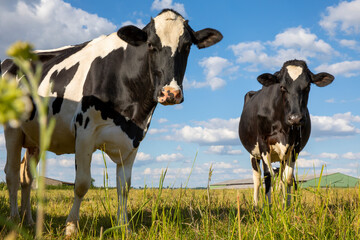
[158, 87, 183, 105]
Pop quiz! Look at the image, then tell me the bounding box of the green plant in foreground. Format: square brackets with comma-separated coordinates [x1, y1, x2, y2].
[3, 41, 56, 239]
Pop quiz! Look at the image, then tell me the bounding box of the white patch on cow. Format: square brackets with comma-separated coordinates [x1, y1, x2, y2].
[163, 79, 181, 91]
[251, 142, 260, 158]
[154, 11, 185, 57]
[38, 33, 127, 102]
[271, 142, 290, 161]
[261, 152, 275, 176]
[286, 65, 303, 81]
[34, 45, 74, 53]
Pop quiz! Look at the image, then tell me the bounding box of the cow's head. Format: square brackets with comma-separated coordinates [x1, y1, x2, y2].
[257, 60, 334, 126]
[117, 9, 223, 105]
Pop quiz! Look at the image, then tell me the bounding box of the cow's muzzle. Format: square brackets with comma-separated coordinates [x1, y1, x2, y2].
[287, 114, 304, 126]
[158, 86, 183, 105]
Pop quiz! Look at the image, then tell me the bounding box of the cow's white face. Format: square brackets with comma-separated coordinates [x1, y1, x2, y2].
[154, 10, 185, 57]
[117, 9, 223, 106]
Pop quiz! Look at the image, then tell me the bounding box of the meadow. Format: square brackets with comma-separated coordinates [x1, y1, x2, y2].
[1, 184, 360, 239]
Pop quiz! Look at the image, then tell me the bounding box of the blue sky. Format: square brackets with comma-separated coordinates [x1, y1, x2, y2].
[0, 0, 360, 187]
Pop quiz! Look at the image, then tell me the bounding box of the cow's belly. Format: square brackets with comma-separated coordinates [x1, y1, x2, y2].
[21, 99, 77, 155]
[94, 124, 136, 164]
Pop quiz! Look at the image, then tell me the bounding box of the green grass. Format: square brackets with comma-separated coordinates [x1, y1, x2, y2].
[1, 186, 360, 239]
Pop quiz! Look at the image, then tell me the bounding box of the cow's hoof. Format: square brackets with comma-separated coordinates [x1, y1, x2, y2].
[65, 222, 77, 237]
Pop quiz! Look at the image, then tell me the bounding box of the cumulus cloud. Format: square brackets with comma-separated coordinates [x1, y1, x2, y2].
[311, 112, 360, 140]
[121, 19, 145, 29]
[166, 118, 239, 145]
[229, 26, 334, 71]
[158, 118, 168, 124]
[297, 158, 327, 168]
[136, 152, 153, 162]
[151, 0, 186, 17]
[339, 39, 359, 50]
[148, 128, 169, 135]
[0, 0, 117, 59]
[185, 57, 237, 90]
[156, 153, 184, 162]
[205, 145, 242, 155]
[342, 152, 360, 160]
[319, 0, 360, 36]
[315, 61, 360, 77]
[316, 153, 339, 159]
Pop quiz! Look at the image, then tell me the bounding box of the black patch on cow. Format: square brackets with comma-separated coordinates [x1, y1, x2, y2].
[74, 124, 77, 139]
[28, 96, 37, 121]
[76, 113, 83, 126]
[251, 158, 260, 172]
[264, 171, 271, 194]
[84, 117, 90, 129]
[50, 62, 79, 114]
[41, 42, 88, 79]
[81, 96, 144, 148]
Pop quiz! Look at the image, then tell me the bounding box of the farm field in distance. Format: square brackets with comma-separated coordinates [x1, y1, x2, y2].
[1, 186, 360, 239]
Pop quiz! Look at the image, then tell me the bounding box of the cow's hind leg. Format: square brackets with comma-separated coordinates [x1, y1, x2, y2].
[251, 155, 261, 207]
[4, 127, 24, 221]
[20, 147, 39, 225]
[262, 152, 274, 206]
[65, 135, 94, 236]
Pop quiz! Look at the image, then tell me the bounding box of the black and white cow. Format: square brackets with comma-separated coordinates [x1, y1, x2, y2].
[239, 60, 334, 206]
[2, 9, 222, 235]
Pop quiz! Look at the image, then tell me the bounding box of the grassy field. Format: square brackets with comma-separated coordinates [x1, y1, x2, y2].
[1, 184, 360, 239]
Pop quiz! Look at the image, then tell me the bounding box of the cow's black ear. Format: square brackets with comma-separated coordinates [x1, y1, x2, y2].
[311, 72, 334, 87]
[117, 25, 147, 46]
[194, 28, 223, 49]
[257, 73, 278, 87]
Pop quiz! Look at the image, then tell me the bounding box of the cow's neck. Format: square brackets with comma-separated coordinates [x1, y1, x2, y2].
[82, 44, 157, 130]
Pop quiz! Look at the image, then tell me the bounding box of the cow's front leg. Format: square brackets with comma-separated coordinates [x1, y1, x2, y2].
[65, 137, 94, 236]
[113, 149, 137, 229]
[251, 156, 261, 207]
[4, 127, 24, 222]
[20, 147, 39, 225]
[283, 152, 296, 207]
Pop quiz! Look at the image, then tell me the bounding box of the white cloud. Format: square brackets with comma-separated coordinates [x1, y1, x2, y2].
[136, 152, 153, 161]
[297, 158, 327, 168]
[342, 152, 360, 160]
[205, 145, 242, 155]
[317, 153, 339, 159]
[59, 158, 74, 167]
[151, 0, 186, 17]
[229, 26, 334, 71]
[0, 0, 116, 59]
[319, 0, 360, 36]
[316, 61, 360, 77]
[339, 39, 359, 50]
[148, 128, 168, 135]
[121, 19, 145, 29]
[186, 56, 237, 91]
[156, 153, 184, 162]
[166, 118, 239, 145]
[158, 118, 168, 124]
[311, 112, 360, 139]
[272, 27, 333, 54]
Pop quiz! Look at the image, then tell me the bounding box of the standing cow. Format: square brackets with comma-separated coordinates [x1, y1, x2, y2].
[239, 60, 334, 206]
[2, 9, 222, 235]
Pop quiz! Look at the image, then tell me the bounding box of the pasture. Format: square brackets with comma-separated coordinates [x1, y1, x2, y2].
[1, 184, 360, 239]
